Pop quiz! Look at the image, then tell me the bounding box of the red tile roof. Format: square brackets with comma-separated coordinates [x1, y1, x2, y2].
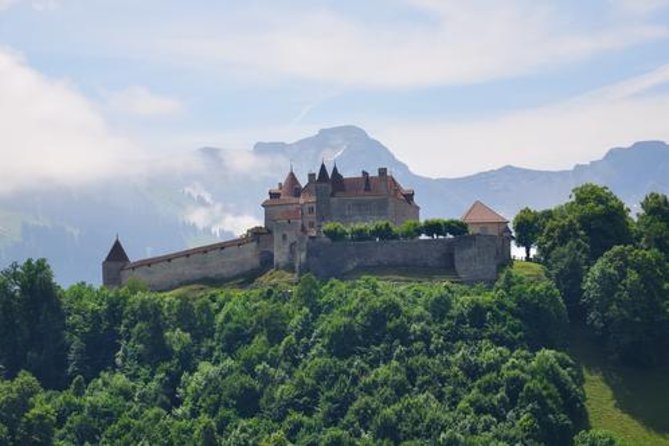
[263, 167, 418, 206]
[281, 170, 302, 198]
[461, 201, 508, 223]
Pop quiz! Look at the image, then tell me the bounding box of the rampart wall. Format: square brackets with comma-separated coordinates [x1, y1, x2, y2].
[303, 234, 507, 283]
[119, 234, 273, 291]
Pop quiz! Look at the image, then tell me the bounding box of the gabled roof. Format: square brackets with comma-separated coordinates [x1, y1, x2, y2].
[461, 201, 508, 223]
[105, 238, 130, 262]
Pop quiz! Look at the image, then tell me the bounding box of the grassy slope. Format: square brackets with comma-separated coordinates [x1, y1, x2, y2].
[514, 261, 669, 445]
[511, 260, 547, 281]
[569, 326, 669, 445]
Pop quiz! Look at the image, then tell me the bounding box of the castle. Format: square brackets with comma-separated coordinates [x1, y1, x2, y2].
[103, 163, 511, 290]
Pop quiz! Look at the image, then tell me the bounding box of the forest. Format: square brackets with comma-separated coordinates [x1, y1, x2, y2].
[1, 183, 668, 445]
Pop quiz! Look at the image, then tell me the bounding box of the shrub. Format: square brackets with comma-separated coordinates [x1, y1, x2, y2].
[422, 219, 446, 238]
[370, 221, 399, 241]
[349, 224, 373, 241]
[323, 222, 349, 242]
[398, 220, 422, 240]
[444, 219, 468, 237]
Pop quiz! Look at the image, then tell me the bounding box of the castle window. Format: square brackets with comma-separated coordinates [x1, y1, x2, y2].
[282, 233, 287, 243]
[308, 221, 315, 228]
[308, 206, 314, 214]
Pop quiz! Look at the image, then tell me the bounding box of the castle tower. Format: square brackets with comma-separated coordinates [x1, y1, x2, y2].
[315, 161, 332, 229]
[102, 237, 129, 287]
[331, 163, 345, 193]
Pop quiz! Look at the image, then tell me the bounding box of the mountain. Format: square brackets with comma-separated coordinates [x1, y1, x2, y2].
[1, 125, 668, 285]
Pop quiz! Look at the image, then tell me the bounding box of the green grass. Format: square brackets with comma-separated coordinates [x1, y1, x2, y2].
[252, 269, 297, 287]
[569, 326, 669, 446]
[511, 260, 547, 281]
[340, 266, 460, 283]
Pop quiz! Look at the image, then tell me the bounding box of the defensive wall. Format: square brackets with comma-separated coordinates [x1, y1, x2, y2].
[118, 233, 273, 291]
[106, 232, 509, 290]
[303, 234, 508, 284]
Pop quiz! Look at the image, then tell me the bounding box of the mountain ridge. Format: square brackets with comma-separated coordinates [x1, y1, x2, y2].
[1, 125, 668, 285]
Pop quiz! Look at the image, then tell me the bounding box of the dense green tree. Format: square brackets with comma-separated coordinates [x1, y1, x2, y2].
[565, 184, 633, 261]
[0, 259, 67, 388]
[0, 257, 593, 444]
[583, 246, 669, 366]
[496, 271, 569, 350]
[545, 239, 590, 317]
[513, 207, 542, 260]
[61, 284, 124, 381]
[0, 371, 55, 446]
[637, 192, 669, 255]
[537, 212, 587, 263]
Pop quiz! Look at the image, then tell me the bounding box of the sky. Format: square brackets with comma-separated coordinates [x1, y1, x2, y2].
[1, 0, 669, 192]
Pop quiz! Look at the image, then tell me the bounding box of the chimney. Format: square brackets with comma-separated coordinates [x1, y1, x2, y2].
[362, 170, 369, 177]
[362, 170, 371, 191]
[278, 182, 283, 189]
[308, 172, 316, 183]
[378, 167, 388, 177]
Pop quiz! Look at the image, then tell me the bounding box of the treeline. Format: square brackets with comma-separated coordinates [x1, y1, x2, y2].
[0, 259, 614, 445]
[513, 185, 669, 367]
[322, 218, 468, 242]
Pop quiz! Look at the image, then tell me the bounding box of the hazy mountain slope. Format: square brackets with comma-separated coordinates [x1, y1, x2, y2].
[1, 125, 668, 285]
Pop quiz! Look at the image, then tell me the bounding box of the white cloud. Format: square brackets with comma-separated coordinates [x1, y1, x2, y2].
[0, 47, 145, 194]
[144, 1, 669, 88]
[182, 183, 261, 237]
[371, 63, 669, 177]
[106, 86, 182, 116]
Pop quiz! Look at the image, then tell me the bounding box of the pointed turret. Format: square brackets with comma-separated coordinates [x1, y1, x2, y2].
[316, 161, 330, 183]
[281, 169, 302, 198]
[330, 163, 345, 192]
[102, 237, 129, 287]
[105, 238, 130, 262]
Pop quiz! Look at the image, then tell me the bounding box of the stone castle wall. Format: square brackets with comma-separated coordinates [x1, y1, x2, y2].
[119, 234, 273, 291]
[109, 233, 508, 291]
[303, 234, 507, 283]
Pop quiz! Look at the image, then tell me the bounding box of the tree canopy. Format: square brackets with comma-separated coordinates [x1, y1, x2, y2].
[0, 260, 590, 444]
[513, 207, 542, 260]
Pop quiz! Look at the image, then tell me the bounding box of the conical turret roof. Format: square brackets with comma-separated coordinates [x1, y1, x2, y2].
[105, 238, 130, 262]
[331, 163, 345, 192]
[316, 161, 330, 183]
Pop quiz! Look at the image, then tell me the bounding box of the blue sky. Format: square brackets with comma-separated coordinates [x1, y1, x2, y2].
[1, 0, 669, 191]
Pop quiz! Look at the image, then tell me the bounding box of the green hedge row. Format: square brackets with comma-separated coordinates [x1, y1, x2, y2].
[322, 219, 468, 242]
